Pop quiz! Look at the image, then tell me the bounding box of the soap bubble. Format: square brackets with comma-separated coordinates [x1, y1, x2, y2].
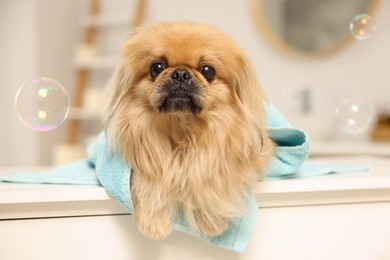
[15, 77, 70, 131]
[349, 14, 376, 40]
[335, 98, 373, 135]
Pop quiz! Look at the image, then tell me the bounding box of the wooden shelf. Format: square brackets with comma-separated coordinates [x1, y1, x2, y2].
[67, 107, 102, 121]
[73, 55, 118, 69]
[81, 13, 130, 27]
[64, 0, 145, 147]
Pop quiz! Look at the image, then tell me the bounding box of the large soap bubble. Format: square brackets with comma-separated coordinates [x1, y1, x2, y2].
[350, 14, 376, 41]
[15, 77, 70, 131]
[335, 98, 373, 135]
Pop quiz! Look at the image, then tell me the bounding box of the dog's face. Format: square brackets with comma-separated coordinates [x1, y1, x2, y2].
[118, 22, 253, 117]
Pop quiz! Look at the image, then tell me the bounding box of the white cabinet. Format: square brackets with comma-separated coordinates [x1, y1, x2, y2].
[1, 156, 390, 260]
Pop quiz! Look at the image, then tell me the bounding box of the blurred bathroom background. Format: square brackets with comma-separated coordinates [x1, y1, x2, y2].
[1, 0, 389, 167]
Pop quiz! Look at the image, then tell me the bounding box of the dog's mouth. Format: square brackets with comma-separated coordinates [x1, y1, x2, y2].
[156, 81, 204, 115]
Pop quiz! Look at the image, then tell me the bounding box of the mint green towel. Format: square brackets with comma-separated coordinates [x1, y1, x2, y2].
[264, 105, 310, 178]
[88, 131, 260, 253]
[0, 104, 369, 252]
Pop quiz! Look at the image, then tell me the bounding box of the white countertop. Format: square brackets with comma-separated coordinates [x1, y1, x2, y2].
[310, 141, 390, 157]
[255, 156, 390, 207]
[1, 156, 390, 220]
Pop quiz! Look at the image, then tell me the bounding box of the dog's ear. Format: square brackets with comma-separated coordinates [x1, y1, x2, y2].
[103, 61, 133, 128]
[234, 56, 267, 118]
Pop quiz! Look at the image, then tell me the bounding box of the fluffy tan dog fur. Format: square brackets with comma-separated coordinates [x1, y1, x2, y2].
[104, 21, 274, 240]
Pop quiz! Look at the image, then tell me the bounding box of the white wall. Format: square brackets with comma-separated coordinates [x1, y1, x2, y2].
[1, 0, 389, 166]
[0, 0, 39, 166]
[35, 0, 79, 165]
[0, 0, 79, 166]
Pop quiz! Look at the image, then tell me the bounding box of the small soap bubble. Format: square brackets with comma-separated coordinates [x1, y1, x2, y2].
[15, 77, 70, 131]
[335, 98, 373, 135]
[349, 14, 376, 40]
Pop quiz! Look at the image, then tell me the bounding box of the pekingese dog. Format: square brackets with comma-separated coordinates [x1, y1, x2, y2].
[104, 21, 274, 240]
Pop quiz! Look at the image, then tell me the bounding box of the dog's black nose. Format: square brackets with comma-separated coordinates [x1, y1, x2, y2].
[171, 69, 192, 83]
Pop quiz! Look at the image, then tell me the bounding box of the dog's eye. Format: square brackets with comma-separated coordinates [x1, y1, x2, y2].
[150, 62, 166, 78]
[200, 65, 215, 81]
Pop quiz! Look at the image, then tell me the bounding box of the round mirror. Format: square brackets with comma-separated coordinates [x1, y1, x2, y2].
[250, 0, 380, 57]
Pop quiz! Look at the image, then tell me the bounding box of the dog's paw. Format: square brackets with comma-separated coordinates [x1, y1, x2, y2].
[136, 214, 172, 240]
[195, 210, 229, 237]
